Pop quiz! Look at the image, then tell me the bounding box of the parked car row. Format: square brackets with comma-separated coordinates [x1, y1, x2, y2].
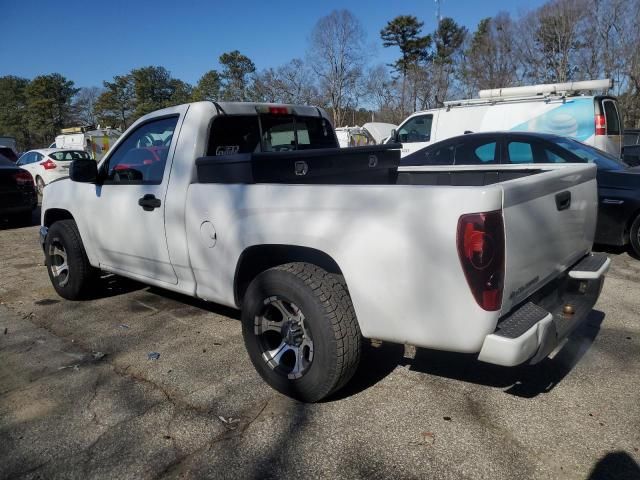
[16, 149, 91, 194]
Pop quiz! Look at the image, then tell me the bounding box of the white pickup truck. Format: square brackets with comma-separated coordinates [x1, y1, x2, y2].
[39, 101, 609, 402]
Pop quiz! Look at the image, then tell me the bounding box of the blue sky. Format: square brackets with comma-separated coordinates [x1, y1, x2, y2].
[0, 0, 546, 88]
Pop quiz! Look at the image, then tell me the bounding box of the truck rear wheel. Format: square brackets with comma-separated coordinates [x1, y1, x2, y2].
[45, 220, 97, 300]
[241, 262, 361, 402]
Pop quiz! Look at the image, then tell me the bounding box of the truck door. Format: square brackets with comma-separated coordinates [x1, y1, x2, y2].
[88, 114, 182, 284]
[397, 113, 434, 157]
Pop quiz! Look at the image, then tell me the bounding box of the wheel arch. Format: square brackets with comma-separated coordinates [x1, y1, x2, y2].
[43, 208, 75, 228]
[234, 244, 345, 306]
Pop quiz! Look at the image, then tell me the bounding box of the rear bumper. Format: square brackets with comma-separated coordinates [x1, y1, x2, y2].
[478, 253, 609, 367]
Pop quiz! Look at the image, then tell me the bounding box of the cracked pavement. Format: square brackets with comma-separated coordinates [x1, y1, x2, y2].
[1, 219, 639, 479]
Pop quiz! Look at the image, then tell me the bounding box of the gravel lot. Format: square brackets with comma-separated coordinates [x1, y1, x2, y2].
[1, 214, 639, 479]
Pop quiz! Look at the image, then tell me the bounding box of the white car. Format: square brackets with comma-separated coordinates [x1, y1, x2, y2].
[16, 149, 91, 194]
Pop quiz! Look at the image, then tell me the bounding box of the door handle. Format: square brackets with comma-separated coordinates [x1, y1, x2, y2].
[138, 194, 161, 211]
[555, 191, 571, 211]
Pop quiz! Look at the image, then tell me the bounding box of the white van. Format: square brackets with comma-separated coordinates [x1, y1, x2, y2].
[51, 128, 121, 161]
[335, 122, 397, 148]
[393, 79, 623, 158]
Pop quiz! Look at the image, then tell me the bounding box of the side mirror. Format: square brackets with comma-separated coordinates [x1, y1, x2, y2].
[69, 158, 98, 183]
[390, 129, 397, 142]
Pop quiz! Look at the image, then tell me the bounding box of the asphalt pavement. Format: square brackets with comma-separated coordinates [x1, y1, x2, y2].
[0, 218, 639, 479]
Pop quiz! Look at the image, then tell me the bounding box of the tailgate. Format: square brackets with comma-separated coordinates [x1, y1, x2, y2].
[501, 164, 598, 313]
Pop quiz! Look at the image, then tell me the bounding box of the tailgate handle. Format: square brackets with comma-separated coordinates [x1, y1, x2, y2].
[555, 191, 571, 211]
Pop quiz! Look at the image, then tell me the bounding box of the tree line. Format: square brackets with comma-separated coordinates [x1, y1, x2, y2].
[1, 0, 639, 150]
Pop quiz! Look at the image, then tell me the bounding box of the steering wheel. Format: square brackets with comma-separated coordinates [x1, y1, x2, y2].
[138, 134, 155, 148]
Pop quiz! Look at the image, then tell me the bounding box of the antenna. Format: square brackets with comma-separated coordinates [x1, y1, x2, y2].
[435, 0, 442, 24]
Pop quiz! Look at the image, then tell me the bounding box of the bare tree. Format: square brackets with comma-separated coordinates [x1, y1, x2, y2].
[363, 65, 402, 123]
[308, 10, 366, 126]
[73, 86, 102, 126]
[253, 59, 319, 105]
[520, 0, 586, 83]
[460, 13, 518, 94]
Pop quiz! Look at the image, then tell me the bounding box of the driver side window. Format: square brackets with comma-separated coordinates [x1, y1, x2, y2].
[397, 115, 433, 143]
[104, 116, 178, 185]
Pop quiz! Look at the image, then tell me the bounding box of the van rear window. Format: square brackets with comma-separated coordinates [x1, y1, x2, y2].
[207, 115, 337, 156]
[602, 100, 620, 135]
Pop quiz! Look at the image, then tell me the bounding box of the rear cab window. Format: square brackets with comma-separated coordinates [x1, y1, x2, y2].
[207, 113, 336, 156]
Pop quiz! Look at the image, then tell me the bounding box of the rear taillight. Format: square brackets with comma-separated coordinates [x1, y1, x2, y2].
[457, 211, 505, 311]
[595, 114, 606, 136]
[40, 159, 57, 170]
[13, 171, 34, 186]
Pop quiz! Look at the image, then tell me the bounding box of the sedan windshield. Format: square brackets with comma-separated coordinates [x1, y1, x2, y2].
[550, 138, 627, 171]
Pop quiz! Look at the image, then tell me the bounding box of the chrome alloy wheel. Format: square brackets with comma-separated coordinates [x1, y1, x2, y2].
[48, 240, 69, 287]
[254, 296, 314, 379]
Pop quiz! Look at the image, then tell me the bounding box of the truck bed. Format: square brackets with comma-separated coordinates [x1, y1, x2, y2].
[196, 144, 547, 187]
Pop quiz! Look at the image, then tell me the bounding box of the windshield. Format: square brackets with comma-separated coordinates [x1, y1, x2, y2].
[550, 138, 627, 171]
[49, 150, 91, 161]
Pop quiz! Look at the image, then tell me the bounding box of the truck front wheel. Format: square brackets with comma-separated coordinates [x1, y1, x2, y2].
[45, 220, 97, 300]
[241, 262, 361, 402]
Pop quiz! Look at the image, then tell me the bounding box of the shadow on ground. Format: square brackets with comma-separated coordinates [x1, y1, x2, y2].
[334, 310, 605, 401]
[587, 451, 640, 480]
[91, 273, 605, 402]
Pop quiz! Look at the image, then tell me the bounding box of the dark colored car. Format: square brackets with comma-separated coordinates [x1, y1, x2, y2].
[0, 155, 37, 223]
[402, 132, 640, 257]
[622, 129, 640, 167]
[0, 147, 18, 163]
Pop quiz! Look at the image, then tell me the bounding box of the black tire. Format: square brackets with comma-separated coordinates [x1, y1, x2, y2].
[241, 262, 361, 402]
[45, 220, 97, 300]
[630, 215, 640, 259]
